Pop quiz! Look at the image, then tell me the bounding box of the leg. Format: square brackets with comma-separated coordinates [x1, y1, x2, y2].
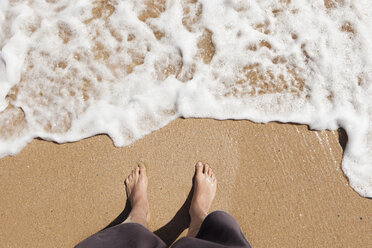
[123, 163, 150, 227]
[188, 162, 217, 237]
[196, 211, 252, 247]
[173, 162, 251, 248]
[75, 223, 165, 248]
[173, 211, 251, 248]
[75, 164, 165, 248]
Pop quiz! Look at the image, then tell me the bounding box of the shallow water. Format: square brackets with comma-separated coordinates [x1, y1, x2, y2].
[0, 0, 371, 197]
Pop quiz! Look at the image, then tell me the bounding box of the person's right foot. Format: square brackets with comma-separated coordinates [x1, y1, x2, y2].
[187, 161, 217, 237]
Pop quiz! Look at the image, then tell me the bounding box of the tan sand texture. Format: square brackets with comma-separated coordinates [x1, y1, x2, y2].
[1, 1, 372, 247]
[0, 119, 371, 247]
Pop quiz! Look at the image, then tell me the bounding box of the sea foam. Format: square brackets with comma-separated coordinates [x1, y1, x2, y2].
[0, 0, 372, 197]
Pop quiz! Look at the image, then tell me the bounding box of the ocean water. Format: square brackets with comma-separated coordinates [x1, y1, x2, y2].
[0, 0, 371, 197]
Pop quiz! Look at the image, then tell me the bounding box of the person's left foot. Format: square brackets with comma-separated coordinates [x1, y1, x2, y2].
[124, 163, 150, 227]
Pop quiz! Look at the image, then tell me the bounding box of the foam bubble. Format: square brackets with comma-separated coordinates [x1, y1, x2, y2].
[0, 0, 372, 197]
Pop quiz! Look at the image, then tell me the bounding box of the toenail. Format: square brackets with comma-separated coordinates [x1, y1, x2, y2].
[197, 162, 202, 166]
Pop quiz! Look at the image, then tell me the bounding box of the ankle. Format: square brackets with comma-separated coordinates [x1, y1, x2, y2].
[187, 221, 202, 237]
[125, 209, 148, 227]
[130, 198, 148, 209]
[190, 212, 206, 223]
[187, 213, 207, 237]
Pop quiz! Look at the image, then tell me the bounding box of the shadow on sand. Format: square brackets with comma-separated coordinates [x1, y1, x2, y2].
[103, 186, 194, 247]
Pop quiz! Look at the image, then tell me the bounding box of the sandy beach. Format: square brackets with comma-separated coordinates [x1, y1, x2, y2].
[1, 1, 372, 247]
[0, 119, 371, 247]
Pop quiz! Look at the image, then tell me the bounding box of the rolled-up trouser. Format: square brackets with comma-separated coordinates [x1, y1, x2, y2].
[75, 211, 252, 248]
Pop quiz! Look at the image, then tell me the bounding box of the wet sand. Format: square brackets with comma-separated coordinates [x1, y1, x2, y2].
[0, 118, 371, 247]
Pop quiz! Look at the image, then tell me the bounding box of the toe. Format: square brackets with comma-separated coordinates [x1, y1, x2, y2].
[203, 163, 209, 174]
[195, 161, 203, 175]
[208, 167, 213, 177]
[135, 167, 140, 177]
[212, 173, 216, 182]
[138, 163, 146, 175]
[211, 170, 215, 178]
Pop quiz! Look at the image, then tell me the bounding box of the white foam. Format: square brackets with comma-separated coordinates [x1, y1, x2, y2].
[0, 0, 372, 197]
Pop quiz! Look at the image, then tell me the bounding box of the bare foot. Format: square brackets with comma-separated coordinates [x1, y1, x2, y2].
[187, 162, 217, 237]
[123, 163, 150, 227]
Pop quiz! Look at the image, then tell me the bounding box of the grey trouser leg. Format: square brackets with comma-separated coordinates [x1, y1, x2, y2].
[172, 211, 252, 248]
[75, 223, 166, 248]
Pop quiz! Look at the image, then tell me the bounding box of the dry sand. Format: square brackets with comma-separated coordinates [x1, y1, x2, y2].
[1, 1, 371, 247]
[0, 118, 371, 247]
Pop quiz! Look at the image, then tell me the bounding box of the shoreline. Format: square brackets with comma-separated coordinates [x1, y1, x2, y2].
[0, 118, 371, 247]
